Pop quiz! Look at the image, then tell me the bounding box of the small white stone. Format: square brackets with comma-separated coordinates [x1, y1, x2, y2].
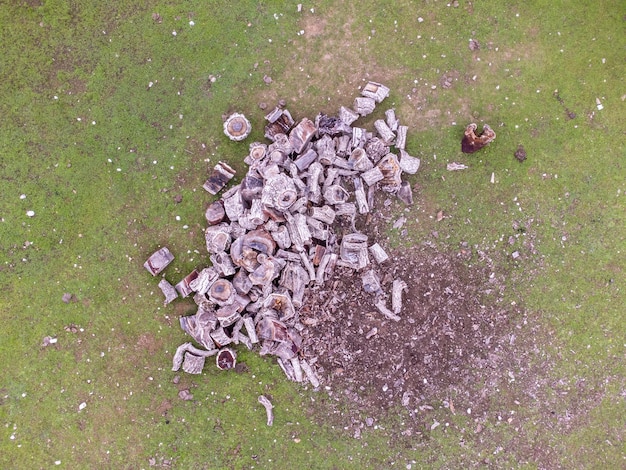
[55, 461, 61, 466]
[175, 215, 181, 221]
[189, 20, 195, 26]
[418, 17, 424, 22]
[26, 210, 35, 217]
[172, 31, 177, 36]
[78, 402, 87, 411]
[20, 194, 26, 199]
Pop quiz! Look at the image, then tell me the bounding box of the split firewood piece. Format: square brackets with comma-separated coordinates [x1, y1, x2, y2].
[361, 166, 384, 186]
[374, 119, 396, 145]
[232, 268, 253, 295]
[205, 200, 226, 226]
[374, 299, 401, 322]
[352, 126, 368, 148]
[175, 270, 199, 298]
[299, 250, 317, 283]
[264, 108, 295, 141]
[398, 149, 421, 174]
[307, 162, 323, 204]
[315, 134, 336, 165]
[361, 81, 390, 103]
[369, 243, 389, 264]
[309, 205, 336, 225]
[270, 225, 292, 250]
[290, 357, 304, 382]
[243, 316, 259, 344]
[349, 147, 373, 172]
[276, 356, 297, 380]
[447, 162, 468, 171]
[144, 247, 174, 276]
[240, 175, 264, 205]
[285, 212, 312, 250]
[361, 269, 382, 294]
[223, 187, 245, 222]
[353, 176, 369, 214]
[215, 347, 237, 370]
[189, 267, 219, 295]
[208, 279, 236, 306]
[306, 217, 328, 241]
[258, 395, 274, 426]
[289, 118, 317, 154]
[376, 153, 402, 192]
[158, 279, 178, 305]
[210, 327, 233, 347]
[340, 233, 370, 269]
[461, 123, 496, 153]
[300, 359, 320, 388]
[203, 161, 236, 195]
[338, 105, 359, 126]
[392, 279, 408, 314]
[293, 148, 318, 172]
[353, 97, 376, 116]
[395, 125, 408, 150]
[397, 180, 414, 205]
[385, 108, 399, 131]
[335, 134, 352, 157]
[179, 306, 217, 350]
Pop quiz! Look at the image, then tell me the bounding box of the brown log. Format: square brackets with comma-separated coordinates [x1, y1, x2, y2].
[203, 161, 236, 195]
[205, 200, 226, 226]
[175, 270, 199, 298]
[461, 123, 496, 153]
[289, 118, 317, 154]
[144, 247, 174, 276]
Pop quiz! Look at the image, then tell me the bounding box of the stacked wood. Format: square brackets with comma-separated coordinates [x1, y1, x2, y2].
[145, 82, 421, 384]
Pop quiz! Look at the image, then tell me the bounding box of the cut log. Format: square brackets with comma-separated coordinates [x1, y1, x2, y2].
[376, 153, 402, 192]
[392, 279, 408, 314]
[397, 180, 414, 205]
[338, 105, 360, 126]
[395, 125, 408, 150]
[353, 97, 376, 116]
[144, 247, 174, 276]
[289, 118, 317, 154]
[353, 177, 369, 214]
[216, 348, 237, 370]
[258, 395, 274, 426]
[369, 243, 389, 264]
[399, 149, 421, 174]
[294, 148, 318, 172]
[361, 166, 384, 186]
[309, 205, 336, 225]
[175, 270, 199, 298]
[365, 137, 389, 164]
[385, 108, 399, 131]
[205, 200, 226, 226]
[323, 184, 350, 205]
[461, 123, 496, 153]
[203, 161, 236, 195]
[189, 267, 219, 295]
[352, 127, 367, 148]
[210, 251, 237, 276]
[374, 119, 395, 145]
[361, 81, 390, 103]
[361, 269, 381, 294]
[205, 223, 232, 254]
[182, 352, 205, 374]
[349, 147, 373, 172]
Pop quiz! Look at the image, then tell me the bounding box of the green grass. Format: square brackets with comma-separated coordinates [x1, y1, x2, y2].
[1, 0, 625, 468]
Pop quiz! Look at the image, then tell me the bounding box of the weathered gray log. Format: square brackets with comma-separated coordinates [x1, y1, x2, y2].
[268, 132, 294, 158]
[335, 135, 352, 157]
[340, 234, 370, 269]
[338, 105, 359, 126]
[203, 161, 236, 195]
[182, 352, 205, 374]
[249, 198, 267, 226]
[288, 196, 308, 214]
[374, 119, 396, 145]
[352, 127, 367, 148]
[175, 270, 199, 298]
[334, 202, 356, 217]
[399, 149, 421, 174]
[309, 205, 336, 225]
[395, 125, 408, 150]
[258, 395, 274, 426]
[285, 212, 312, 250]
[180, 308, 217, 350]
[172, 342, 218, 372]
[353, 177, 369, 214]
[361, 269, 381, 294]
[223, 187, 245, 222]
[243, 316, 259, 344]
[299, 250, 317, 282]
[210, 327, 232, 347]
[315, 135, 336, 165]
[205, 223, 232, 254]
[205, 200, 226, 226]
[385, 108, 399, 131]
[210, 251, 236, 276]
[322, 166, 339, 192]
[236, 332, 253, 350]
[349, 147, 373, 172]
[294, 148, 318, 172]
[306, 162, 323, 204]
[144, 247, 174, 276]
[315, 252, 332, 285]
[208, 279, 235, 306]
[361, 81, 390, 103]
[397, 180, 414, 205]
[276, 356, 296, 381]
[361, 166, 384, 186]
[289, 118, 317, 154]
[158, 279, 178, 305]
[275, 249, 301, 263]
[374, 299, 401, 322]
[245, 142, 267, 166]
[306, 217, 328, 241]
[189, 267, 219, 295]
[392, 279, 408, 314]
[300, 359, 320, 388]
[279, 262, 308, 307]
[240, 175, 264, 204]
[353, 97, 376, 116]
[290, 357, 304, 382]
[369, 243, 389, 264]
[323, 184, 350, 205]
[216, 303, 242, 328]
[367, 182, 376, 209]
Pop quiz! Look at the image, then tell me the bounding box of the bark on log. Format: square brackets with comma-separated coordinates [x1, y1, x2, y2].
[339, 105, 360, 126]
[158, 279, 178, 305]
[361, 81, 390, 103]
[203, 162, 236, 195]
[392, 279, 408, 314]
[399, 149, 421, 174]
[374, 119, 396, 145]
[395, 125, 408, 150]
[353, 177, 369, 214]
[369, 243, 389, 264]
[300, 359, 320, 388]
[144, 247, 175, 276]
[258, 395, 274, 426]
[385, 108, 399, 131]
[353, 97, 376, 116]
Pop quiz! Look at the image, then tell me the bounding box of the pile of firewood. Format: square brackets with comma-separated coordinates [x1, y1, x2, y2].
[144, 82, 420, 386]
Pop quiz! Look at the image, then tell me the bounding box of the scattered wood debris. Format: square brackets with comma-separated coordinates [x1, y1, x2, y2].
[461, 123, 496, 154]
[145, 82, 420, 387]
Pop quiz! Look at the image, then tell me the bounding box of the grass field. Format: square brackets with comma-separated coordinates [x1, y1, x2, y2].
[1, 1, 624, 468]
